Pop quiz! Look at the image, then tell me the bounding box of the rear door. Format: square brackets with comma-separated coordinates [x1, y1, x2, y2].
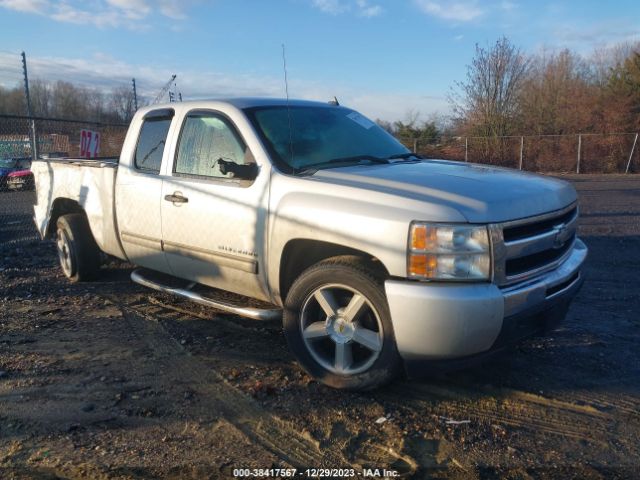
[160, 109, 270, 301]
[115, 109, 174, 274]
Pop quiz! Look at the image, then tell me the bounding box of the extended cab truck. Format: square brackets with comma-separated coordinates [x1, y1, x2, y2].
[32, 98, 587, 390]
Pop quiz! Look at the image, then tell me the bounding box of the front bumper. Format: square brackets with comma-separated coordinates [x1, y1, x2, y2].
[385, 238, 587, 369]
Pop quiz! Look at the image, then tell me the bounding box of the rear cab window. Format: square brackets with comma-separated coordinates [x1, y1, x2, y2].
[134, 109, 174, 174]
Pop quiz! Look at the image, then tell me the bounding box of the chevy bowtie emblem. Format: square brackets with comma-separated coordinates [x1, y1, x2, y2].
[553, 225, 568, 248]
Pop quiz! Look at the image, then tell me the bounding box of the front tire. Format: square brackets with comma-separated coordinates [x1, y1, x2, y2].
[284, 256, 401, 390]
[56, 213, 101, 282]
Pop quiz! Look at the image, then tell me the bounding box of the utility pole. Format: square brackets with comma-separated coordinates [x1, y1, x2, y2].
[21, 51, 38, 160]
[132, 78, 138, 111]
[519, 136, 524, 170]
[576, 134, 582, 174]
[626, 133, 638, 174]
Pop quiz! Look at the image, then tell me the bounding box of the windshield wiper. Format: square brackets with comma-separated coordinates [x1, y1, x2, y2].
[296, 155, 390, 175]
[386, 152, 424, 161]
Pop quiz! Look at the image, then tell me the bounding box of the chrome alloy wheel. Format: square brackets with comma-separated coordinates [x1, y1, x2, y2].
[300, 283, 384, 375]
[56, 228, 74, 277]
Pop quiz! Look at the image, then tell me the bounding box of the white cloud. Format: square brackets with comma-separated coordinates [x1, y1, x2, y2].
[310, 0, 383, 18]
[50, 3, 124, 28]
[0, 51, 287, 100]
[105, 0, 150, 20]
[500, 0, 516, 11]
[551, 20, 640, 50]
[356, 0, 383, 18]
[413, 0, 484, 22]
[311, 0, 347, 15]
[349, 93, 449, 122]
[0, 0, 48, 13]
[0, 51, 449, 121]
[158, 0, 189, 20]
[0, 0, 193, 28]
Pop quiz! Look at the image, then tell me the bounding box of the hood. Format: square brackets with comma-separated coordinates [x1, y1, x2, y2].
[310, 159, 577, 223]
[7, 169, 31, 177]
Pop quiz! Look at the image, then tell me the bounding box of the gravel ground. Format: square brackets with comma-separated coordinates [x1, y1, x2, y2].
[1, 174, 639, 479]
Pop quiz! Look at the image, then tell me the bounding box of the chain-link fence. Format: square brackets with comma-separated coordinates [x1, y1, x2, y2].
[400, 132, 639, 173]
[2, 113, 640, 250]
[0, 114, 128, 158]
[0, 114, 128, 245]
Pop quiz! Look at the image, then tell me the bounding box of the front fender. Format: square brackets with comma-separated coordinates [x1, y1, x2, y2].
[266, 173, 467, 302]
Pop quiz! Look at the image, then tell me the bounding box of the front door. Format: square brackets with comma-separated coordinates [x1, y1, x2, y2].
[160, 110, 270, 301]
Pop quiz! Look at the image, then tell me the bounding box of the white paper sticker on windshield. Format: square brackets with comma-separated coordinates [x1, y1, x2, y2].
[346, 111, 375, 129]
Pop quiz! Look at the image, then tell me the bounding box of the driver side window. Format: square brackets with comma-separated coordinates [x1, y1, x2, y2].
[175, 113, 248, 178]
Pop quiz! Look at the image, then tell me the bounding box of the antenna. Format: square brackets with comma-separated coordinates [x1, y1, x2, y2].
[282, 44, 294, 166]
[282, 44, 290, 102]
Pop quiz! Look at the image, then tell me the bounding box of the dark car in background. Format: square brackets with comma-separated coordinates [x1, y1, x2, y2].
[0, 157, 32, 191]
[6, 169, 34, 190]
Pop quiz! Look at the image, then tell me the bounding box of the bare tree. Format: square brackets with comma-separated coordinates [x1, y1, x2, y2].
[393, 109, 425, 138]
[607, 49, 640, 130]
[109, 85, 136, 123]
[591, 41, 640, 87]
[30, 79, 52, 117]
[0, 84, 26, 115]
[519, 49, 594, 135]
[87, 89, 107, 122]
[50, 81, 91, 119]
[450, 36, 530, 137]
[0, 77, 143, 122]
[375, 118, 394, 133]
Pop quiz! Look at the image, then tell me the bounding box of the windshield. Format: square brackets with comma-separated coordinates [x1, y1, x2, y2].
[0, 159, 17, 169]
[245, 105, 410, 172]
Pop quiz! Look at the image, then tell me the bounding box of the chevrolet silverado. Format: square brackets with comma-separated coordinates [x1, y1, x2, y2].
[32, 98, 587, 390]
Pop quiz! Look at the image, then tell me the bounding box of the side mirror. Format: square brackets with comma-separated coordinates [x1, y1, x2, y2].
[217, 158, 259, 180]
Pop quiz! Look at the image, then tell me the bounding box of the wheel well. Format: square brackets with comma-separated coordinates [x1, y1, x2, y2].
[46, 198, 85, 238]
[279, 239, 389, 301]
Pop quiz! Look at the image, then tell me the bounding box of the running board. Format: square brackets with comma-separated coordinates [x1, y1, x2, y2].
[130, 269, 282, 321]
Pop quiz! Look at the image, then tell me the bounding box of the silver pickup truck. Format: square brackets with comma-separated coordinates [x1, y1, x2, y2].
[32, 98, 587, 390]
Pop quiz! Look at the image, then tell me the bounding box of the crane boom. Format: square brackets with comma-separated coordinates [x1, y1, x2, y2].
[153, 74, 177, 104]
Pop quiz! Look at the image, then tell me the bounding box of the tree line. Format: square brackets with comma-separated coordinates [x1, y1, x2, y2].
[450, 37, 640, 137]
[0, 79, 142, 123]
[382, 37, 639, 141]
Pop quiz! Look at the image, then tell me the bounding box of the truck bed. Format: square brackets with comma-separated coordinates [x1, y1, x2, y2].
[32, 157, 126, 260]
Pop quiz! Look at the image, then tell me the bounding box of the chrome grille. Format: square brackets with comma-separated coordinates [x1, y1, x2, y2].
[491, 204, 578, 286]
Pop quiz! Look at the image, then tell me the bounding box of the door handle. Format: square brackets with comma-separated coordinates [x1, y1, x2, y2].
[164, 193, 189, 204]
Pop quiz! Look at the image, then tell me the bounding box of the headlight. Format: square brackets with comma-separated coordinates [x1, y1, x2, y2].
[408, 223, 491, 281]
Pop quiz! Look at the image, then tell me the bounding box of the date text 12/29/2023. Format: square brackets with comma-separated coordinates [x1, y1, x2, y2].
[232, 468, 401, 478]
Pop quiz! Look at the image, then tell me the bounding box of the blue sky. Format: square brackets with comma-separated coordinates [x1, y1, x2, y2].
[0, 0, 639, 121]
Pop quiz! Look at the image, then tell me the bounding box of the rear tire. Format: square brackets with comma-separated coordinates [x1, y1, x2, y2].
[56, 213, 101, 282]
[283, 256, 401, 390]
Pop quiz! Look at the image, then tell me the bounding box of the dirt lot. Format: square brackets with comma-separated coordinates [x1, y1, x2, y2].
[1, 174, 639, 479]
